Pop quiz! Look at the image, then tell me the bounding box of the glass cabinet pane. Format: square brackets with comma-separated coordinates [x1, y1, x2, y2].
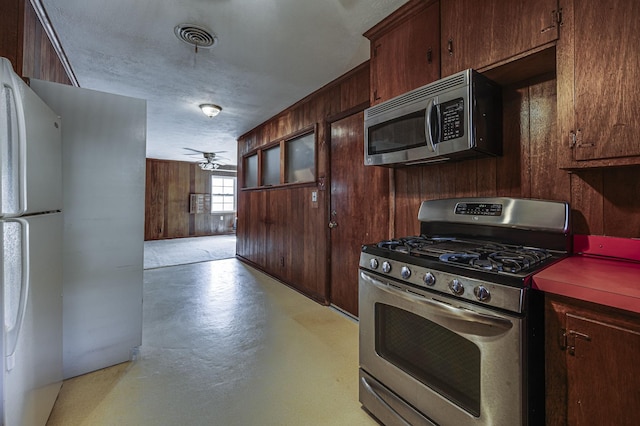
[286, 132, 315, 183]
[262, 145, 281, 186]
[243, 154, 258, 188]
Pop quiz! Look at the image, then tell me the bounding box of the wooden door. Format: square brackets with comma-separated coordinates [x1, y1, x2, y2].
[329, 112, 389, 317]
[441, 0, 559, 76]
[566, 313, 640, 425]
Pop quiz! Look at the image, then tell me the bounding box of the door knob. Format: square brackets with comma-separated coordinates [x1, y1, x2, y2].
[328, 220, 338, 229]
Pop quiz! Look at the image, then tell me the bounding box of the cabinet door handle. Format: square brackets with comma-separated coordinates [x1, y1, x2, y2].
[569, 131, 577, 148]
[427, 47, 433, 64]
[447, 38, 453, 56]
[541, 9, 563, 33]
[561, 328, 592, 356]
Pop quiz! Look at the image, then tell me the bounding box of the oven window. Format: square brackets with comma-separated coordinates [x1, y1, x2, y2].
[375, 303, 481, 417]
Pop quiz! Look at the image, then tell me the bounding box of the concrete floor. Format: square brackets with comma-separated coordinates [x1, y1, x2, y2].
[144, 235, 237, 269]
[46, 258, 378, 425]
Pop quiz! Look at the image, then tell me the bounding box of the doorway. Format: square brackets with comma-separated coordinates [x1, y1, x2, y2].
[329, 111, 389, 317]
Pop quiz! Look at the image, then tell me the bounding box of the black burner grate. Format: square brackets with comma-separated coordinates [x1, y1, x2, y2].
[377, 236, 553, 274]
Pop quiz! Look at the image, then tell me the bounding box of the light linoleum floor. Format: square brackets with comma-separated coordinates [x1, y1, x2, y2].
[46, 257, 378, 425]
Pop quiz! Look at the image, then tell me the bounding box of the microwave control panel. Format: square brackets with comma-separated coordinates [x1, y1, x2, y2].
[440, 98, 465, 141]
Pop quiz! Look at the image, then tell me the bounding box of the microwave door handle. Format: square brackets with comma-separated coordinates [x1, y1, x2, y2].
[424, 98, 437, 152]
[360, 271, 513, 332]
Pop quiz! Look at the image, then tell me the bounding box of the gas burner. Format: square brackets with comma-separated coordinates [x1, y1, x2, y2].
[438, 246, 553, 273]
[470, 256, 501, 271]
[439, 252, 480, 263]
[377, 240, 403, 250]
[377, 236, 445, 254]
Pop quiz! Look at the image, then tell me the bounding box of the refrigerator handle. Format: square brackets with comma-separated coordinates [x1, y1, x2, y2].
[13, 70, 29, 216]
[2, 66, 29, 217]
[4, 218, 30, 371]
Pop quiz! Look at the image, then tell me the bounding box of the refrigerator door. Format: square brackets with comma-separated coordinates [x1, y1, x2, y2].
[2, 213, 63, 426]
[0, 58, 62, 218]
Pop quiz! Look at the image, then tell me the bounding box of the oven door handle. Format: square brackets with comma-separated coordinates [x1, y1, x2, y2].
[360, 271, 514, 332]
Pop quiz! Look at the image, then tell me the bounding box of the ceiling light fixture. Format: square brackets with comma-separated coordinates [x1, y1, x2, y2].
[199, 104, 222, 118]
[197, 152, 222, 171]
[199, 162, 220, 171]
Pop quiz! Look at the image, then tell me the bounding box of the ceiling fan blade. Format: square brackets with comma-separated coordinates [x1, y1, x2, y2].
[183, 147, 206, 154]
[183, 147, 228, 154]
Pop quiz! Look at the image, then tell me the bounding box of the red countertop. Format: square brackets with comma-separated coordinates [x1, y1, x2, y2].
[533, 235, 640, 314]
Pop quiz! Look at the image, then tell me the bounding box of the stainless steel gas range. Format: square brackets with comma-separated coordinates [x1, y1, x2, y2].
[358, 197, 571, 426]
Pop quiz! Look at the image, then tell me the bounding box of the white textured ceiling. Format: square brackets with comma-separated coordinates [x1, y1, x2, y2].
[41, 0, 408, 166]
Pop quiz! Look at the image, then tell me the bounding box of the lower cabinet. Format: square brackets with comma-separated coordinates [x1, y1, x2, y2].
[545, 294, 640, 426]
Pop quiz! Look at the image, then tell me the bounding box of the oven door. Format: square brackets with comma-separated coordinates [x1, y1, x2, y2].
[359, 270, 527, 426]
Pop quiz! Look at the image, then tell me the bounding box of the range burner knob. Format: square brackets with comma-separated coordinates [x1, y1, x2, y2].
[423, 272, 436, 286]
[369, 258, 379, 270]
[400, 266, 411, 279]
[449, 279, 464, 295]
[382, 261, 392, 273]
[474, 285, 491, 302]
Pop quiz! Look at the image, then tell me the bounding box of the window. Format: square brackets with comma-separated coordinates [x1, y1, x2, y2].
[262, 145, 281, 186]
[211, 176, 236, 212]
[286, 132, 315, 183]
[241, 126, 316, 189]
[243, 154, 258, 188]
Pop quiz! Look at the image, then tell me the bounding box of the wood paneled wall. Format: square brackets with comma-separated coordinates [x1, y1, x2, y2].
[1, 0, 73, 85]
[0, 0, 23, 70]
[394, 74, 640, 239]
[21, 0, 73, 84]
[236, 63, 371, 302]
[237, 69, 640, 302]
[394, 75, 569, 236]
[145, 158, 237, 240]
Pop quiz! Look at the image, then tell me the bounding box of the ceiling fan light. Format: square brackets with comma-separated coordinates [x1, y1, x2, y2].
[198, 162, 219, 171]
[200, 104, 222, 118]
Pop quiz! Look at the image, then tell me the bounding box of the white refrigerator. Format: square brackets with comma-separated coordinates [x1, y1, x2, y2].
[1, 58, 63, 425]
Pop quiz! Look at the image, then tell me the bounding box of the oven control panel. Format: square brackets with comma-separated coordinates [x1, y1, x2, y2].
[455, 202, 503, 216]
[359, 252, 525, 313]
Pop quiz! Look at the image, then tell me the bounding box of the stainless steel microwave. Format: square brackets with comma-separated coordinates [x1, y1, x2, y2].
[364, 69, 502, 166]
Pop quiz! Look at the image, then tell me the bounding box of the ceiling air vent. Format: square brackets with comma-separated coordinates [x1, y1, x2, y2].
[174, 24, 218, 50]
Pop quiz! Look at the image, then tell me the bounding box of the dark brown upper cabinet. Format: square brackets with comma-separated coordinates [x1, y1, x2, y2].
[557, 0, 640, 169]
[364, 0, 440, 105]
[440, 0, 560, 77]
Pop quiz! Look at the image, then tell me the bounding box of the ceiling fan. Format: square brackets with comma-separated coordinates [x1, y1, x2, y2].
[183, 147, 229, 171]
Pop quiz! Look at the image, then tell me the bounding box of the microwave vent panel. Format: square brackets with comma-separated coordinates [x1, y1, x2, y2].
[366, 71, 468, 119]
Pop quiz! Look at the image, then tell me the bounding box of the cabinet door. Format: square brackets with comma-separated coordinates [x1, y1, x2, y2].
[565, 313, 640, 426]
[369, 1, 440, 104]
[265, 189, 290, 281]
[237, 190, 266, 266]
[441, 0, 559, 76]
[566, 0, 640, 163]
